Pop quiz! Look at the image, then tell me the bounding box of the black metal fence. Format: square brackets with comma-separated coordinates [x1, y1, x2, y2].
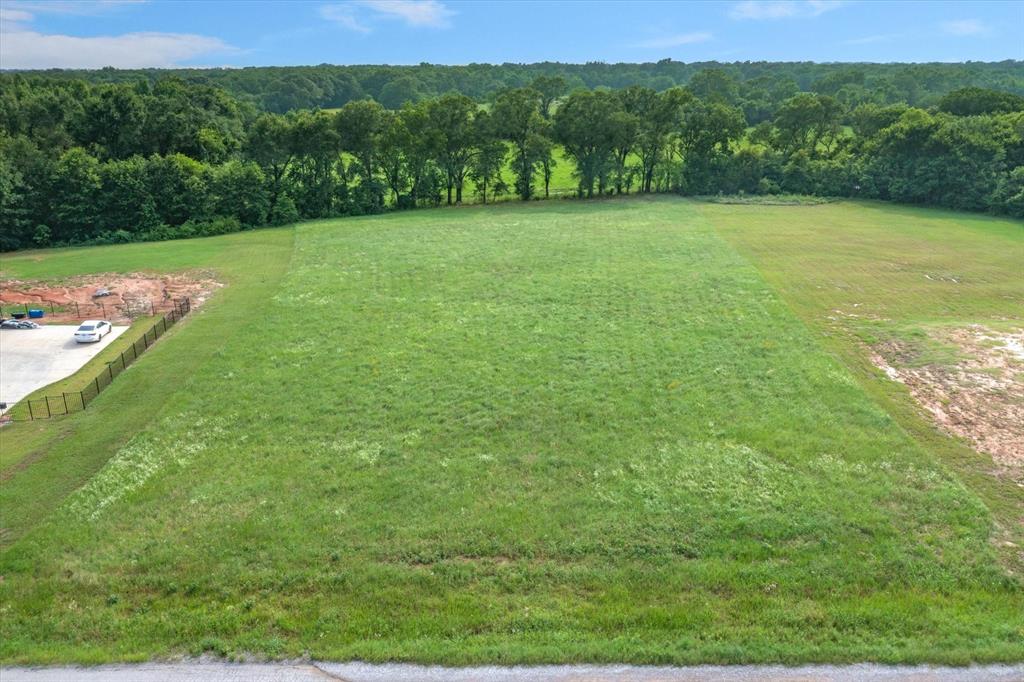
[0, 297, 173, 322]
[2, 297, 192, 422]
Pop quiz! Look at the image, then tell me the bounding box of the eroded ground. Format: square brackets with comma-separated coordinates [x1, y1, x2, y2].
[871, 326, 1024, 483]
[0, 272, 221, 323]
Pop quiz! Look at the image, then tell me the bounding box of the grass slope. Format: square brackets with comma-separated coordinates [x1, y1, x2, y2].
[0, 198, 1021, 664]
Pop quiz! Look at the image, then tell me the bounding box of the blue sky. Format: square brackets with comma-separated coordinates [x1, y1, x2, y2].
[1, 1, 1021, 69]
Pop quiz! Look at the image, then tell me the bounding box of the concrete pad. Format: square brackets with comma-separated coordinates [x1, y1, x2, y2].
[0, 324, 128, 412]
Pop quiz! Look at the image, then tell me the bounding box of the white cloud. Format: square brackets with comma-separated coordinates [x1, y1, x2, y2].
[0, 0, 233, 68]
[359, 0, 452, 27]
[941, 19, 989, 36]
[322, 0, 454, 32]
[0, 29, 235, 69]
[0, 8, 34, 25]
[730, 1, 843, 20]
[635, 32, 714, 49]
[320, 4, 371, 32]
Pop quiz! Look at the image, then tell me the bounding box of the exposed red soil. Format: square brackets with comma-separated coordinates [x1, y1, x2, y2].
[871, 326, 1024, 484]
[0, 272, 222, 324]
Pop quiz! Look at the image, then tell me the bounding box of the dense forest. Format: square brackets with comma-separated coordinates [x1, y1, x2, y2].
[2, 61, 1023, 251]
[17, 61, 1024, 114]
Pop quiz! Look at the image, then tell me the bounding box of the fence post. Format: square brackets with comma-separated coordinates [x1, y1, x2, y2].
[94, 377, 101, 394]
[74, 301, 80, 317]
[44, 398, 50, 418]
[108, 364, 114, 381]
[62, 392, 69, 413]
[28, 400, 35, 420]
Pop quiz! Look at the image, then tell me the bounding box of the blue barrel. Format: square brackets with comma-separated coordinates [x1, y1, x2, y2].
[28, 309, 44, 318]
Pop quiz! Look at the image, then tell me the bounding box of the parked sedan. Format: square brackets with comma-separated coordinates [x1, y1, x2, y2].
[1, 319, 40, 329]
[74, 320, 112, 343]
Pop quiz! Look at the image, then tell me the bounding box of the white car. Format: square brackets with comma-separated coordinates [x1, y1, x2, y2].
[74, 320, 112, 343]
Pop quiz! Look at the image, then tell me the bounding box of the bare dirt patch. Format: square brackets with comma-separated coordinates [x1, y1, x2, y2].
[0, 272, 222, 324]
[871, 326, 1024, 483]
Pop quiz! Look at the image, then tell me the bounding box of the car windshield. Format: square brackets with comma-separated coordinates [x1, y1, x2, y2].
[77, 325, 95, 331]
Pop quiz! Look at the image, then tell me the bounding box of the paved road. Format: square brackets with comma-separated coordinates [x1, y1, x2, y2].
[0, 324, 127, 412]
[3, 662, 1022, 681]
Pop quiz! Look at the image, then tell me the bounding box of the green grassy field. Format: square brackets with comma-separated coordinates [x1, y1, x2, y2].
[0, 197, 1021, 664]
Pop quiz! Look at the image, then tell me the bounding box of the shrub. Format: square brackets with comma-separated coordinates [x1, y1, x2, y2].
[32, 224, 51, 247]
[268, 195, 299, 226]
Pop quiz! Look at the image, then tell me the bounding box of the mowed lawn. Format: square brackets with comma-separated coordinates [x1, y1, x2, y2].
[0, 198, 1021, 664]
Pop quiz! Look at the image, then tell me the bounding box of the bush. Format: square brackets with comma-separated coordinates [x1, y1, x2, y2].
[185, 215, 243, 237]
[349, 180, 386, 216]
[134, 216, 242, 243]
[84, 230, 135, 246]
[988, 166, 1024, 218]
[32, 224, 51, 247]
[268, 195, 299, 226]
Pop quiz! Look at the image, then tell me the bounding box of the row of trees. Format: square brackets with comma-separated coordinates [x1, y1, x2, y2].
[15, 60, 1022, 115]
[2, 77, 1023, 251]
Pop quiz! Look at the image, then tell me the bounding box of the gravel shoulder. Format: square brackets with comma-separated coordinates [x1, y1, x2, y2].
[2, 663, 1023, 682]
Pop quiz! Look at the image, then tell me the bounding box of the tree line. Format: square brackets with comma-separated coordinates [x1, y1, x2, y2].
[11, 61, 1023, 115]
[1, 72, 1023, 251]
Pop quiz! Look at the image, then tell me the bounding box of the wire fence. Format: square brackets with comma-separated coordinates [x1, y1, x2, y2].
[2, 297, 192, 422]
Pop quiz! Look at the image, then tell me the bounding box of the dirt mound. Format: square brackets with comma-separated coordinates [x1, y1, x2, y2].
[871, 326, 1024, 483]
[0, 272, 222, 324]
